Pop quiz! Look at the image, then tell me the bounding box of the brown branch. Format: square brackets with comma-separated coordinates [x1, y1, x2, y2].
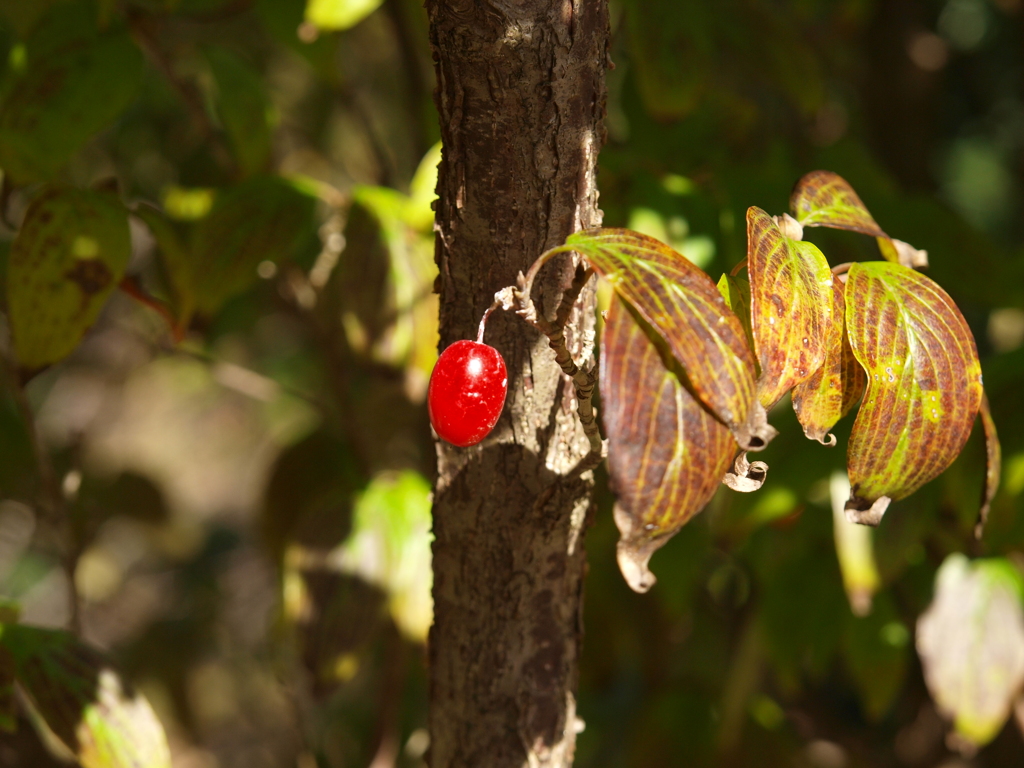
[119, 276, 183, 342]
[0, 354, 81, 632]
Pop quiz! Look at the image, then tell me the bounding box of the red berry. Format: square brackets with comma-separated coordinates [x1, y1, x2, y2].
[428, 340, 508, 447]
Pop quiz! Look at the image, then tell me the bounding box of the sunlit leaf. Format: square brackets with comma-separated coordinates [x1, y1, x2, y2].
[0, 624, 171, 768]
[204, 46, 274, 176]
[790, 170, 888, 237]
[844, 261, 983, 524]
[791, 278, 865, 444]
[566, 228, 771, 450]
[0, 27, 142, 183]
[601, 297, 736, 593]
[747, 207, 834, 409]
[842, 593, 909, 721]
[976, 392, 1001, 538]
[336, 470, 433, 641]
[716, 272, 754, 355]
[7, 186, 130, 371]
[305, 0, 383, 30]
[192, 176, 317, 315]
[917, 554, 1024, 749]
[405, 141, 442, 233]
[789, 171, 928, 268]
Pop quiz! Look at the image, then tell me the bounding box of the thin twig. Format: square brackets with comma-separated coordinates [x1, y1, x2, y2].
[512, 252, 605, 468]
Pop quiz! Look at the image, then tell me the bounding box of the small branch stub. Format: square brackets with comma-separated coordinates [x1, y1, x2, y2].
[844, 495, 892, 527]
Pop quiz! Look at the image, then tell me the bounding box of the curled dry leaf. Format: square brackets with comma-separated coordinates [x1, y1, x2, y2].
[844, 262, 983, 524]
[746, 207, 834, 409]
[789, 170, 927, 269]
[601, 297, 736, 593]
[791, 278, 866, 445]
[722, 452, 768, 493]
[917, 555, 1024, 750]
[566, 228, 773, 450]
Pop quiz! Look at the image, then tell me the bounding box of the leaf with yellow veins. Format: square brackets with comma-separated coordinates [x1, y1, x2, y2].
[601, 297, 736, 593]
[844, 262, 983, 525]
[791, 277, 866, 444]
[747, 207, 834, 409]
[789, 170, 928, 269]
[567, 228, 772, 450]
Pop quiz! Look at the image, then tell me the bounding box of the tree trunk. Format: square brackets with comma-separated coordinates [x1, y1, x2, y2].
[425, 1, 608, 767]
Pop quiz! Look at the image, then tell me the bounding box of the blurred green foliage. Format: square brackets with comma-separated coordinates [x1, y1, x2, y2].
[0, 0, 1022, 766]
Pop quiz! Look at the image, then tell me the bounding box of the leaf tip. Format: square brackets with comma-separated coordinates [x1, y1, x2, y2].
[613, 504, 662, 593]
[844, 495, 891, 527]
[735, 403, 778, 451]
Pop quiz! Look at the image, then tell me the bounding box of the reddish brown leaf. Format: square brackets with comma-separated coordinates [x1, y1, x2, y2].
[601, 297, 736, 593]
[790, 170, 888, 237]
[791, 278, 866, 444]
[747, 207, 834, 409]
[567, 228, 771, 449]
[789, 171, 929, 268]
[844, 262, 983, 523]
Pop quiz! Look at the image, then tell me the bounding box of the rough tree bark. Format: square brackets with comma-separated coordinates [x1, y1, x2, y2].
[425, 1, 608, 767]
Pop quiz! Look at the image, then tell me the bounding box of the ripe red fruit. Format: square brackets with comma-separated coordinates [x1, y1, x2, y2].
[428, 340, 508, 447]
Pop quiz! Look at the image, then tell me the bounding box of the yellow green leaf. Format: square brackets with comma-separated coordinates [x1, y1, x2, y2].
[337, 470, 433, 642]
[566, 228, 770, 450]
[746, 207, 834, 409]
[844, 261, 983, 524]
[7, 186, 130, 371]
[304, 0, 383, 30]
[0, 624, 171, 768]
[601, 296, 736, 593]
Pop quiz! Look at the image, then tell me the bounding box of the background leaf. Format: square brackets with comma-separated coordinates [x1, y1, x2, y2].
[0, 624, 171, 768]
[917, 554, 1024, 749]
[203, 46, 274, 177]
[191, 176, 317, 315]
[844, 261, 983, 521]
[567, 228, 766, 449]
[601, 296, 736, 593]
[746, 207, 834, 409]
[304, 0, 383, 31]
[0, 24, 142, 183]
[6, 186, 130, 371]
